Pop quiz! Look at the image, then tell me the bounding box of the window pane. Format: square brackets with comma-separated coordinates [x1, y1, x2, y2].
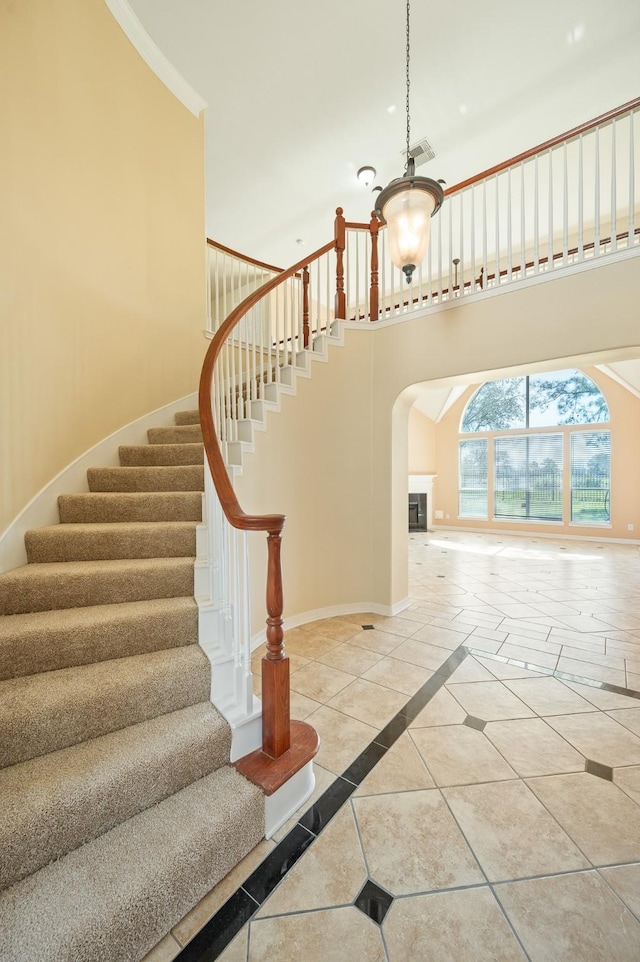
[461, 378, 526, 432]
[459, 439, 488, 518]
[495, 435, 563, 521]
[571, 431, 611, 523]
[529, 370, 610, 426]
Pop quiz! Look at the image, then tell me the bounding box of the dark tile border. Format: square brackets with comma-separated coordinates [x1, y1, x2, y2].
[174, 645, 469, 960]
[468, 647, 640, 701]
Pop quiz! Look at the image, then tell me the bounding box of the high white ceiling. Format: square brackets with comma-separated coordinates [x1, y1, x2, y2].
[127, 0, 640, 269]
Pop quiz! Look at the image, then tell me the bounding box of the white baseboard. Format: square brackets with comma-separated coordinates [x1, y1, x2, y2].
[250, 597, 412, 651]
[0, 392, 198, 573]
[430, 524, 640, 547]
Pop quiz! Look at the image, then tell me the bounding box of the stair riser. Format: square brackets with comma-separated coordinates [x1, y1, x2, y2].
[0, 560, 194, 615]
[148, 425, 203, 445]
[174, 410, 200, 425]
[0, 601, 198, 681]
[119, 443, 203, 467]
[0, 703, 231, 890]
[25, 526, 197, 563]
[87, 466, 204, 492]
[58, 492, 202, 523]
[0, 648, 211, 769]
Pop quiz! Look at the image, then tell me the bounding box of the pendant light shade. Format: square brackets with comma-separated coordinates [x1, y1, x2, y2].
[375, 163, 443, 282]
[375, 0, 445, 283]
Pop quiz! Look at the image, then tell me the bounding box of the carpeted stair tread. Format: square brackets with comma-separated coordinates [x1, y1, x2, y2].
[0, 766, 264, 962]
[0, 701, 231, 890]
[148, 424, 202, 445]
[0, 597, 198, 681]
[174, 409, 200, 425]
[25, 521, 198, 563]
[0, 557, 194, 615]
[119, 442, 204, 467]
[58, 491, 203, 523]
[87, 465, 204, 492]
[0, 645, 210, 769]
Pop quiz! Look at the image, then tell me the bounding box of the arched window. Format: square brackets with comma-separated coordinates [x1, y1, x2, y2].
[461, 370, 609, 433]
[458, 370, 611, 525]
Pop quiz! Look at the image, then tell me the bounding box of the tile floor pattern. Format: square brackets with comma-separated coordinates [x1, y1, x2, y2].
[144, 530, 640, 962]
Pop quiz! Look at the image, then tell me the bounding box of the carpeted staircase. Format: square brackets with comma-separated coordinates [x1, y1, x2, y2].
[0, 410, 265, 962]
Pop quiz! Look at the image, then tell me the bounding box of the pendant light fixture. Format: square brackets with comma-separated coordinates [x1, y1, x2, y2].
[374, 0, 444, 284]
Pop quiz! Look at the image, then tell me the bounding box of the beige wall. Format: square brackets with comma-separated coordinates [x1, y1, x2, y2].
[432, 367, 640, 540]
[408, 408, 436, 475]
[0, 0, 206, 533]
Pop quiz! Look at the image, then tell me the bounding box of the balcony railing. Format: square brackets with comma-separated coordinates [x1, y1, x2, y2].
[344, 97, 639, 321]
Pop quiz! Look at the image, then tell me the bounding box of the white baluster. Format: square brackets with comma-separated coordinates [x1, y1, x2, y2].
[629, 110, 635, 247]
[437, 204, 443, 302]
[506, 168, 512, 282]
[562, 142, 569, 266]
[495, 174, 500, 287]
[470, 183, 476, 293]
[611, 118, 617, 252]
[482, 179, 488, 289]
[533, 154, 539, 274]
[594, 126, 601, 257]
[548, 149, 554, 271]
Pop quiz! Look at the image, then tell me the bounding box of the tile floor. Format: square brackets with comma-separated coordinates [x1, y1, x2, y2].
[145, 530, 640, 962]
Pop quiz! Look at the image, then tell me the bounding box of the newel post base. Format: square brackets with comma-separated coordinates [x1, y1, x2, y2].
[261, 656, 290, 758]
[233, 720, 320, 798]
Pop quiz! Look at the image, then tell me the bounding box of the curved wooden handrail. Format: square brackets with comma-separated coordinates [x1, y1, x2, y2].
[343, 99, 640, 232]
[444, 97, 640, 196]
[206, 236, 285, 275]
[198, 237, 335, 535]
[198, 236, 334, 771]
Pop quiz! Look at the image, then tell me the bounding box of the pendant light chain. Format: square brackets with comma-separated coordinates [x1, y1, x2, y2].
[373, 0, 444, 284]
[405, 0, 411, 173]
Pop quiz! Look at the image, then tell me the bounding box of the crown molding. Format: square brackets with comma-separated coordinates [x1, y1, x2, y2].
[104, 0, 207, 117]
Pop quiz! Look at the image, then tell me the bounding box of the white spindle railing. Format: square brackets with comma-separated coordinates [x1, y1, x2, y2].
[199, 242, 336, 748]
[206, 241, 281, 336]
[344, 99, 639, 322]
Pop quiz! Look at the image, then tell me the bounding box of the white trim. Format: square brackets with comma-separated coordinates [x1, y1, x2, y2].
[250, 598, 412, 651]
[0, 393, 198, 573]
[264, 762, 315, 840]
[596, 364, 640, 400]
[104, 0, 207, 117]
[431, 523, 640, 546]
[342, 246, 640, 333]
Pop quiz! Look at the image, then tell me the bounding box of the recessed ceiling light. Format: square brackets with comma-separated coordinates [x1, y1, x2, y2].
[458, 103, 468, 115]
[387, 105, 397, 114]
[357, 166, 377, 187]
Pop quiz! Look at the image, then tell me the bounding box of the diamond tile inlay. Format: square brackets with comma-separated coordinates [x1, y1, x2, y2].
[463, 714, 487, 731]
[585, 758, 614, 781]
[354, 879, 394, 925]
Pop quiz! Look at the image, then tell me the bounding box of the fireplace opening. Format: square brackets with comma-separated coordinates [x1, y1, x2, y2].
[408, 493, 427, 532]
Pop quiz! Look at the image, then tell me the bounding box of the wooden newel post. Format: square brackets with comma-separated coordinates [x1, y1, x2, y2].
[302, 266, 310, 348]
[334, 207, 346, 320]
[261, 530, 290, 759]
[369, 211, 379, 322]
